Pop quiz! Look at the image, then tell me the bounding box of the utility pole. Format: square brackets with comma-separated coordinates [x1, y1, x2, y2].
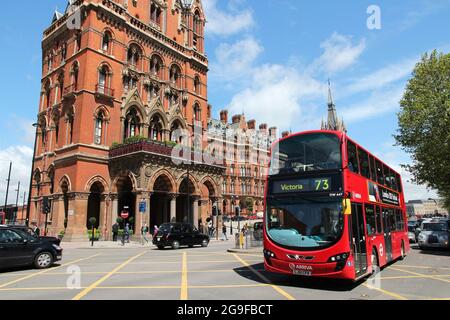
[3, 161, 12, 215]
[14, 181, 20, 225]
[22, 191, 26, 224]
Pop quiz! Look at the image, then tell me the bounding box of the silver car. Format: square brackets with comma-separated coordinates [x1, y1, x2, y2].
[418, 220, 449, 249]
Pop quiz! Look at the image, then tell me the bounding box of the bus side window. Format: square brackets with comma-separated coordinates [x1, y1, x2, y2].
[395, 209, 404, 231]
[347, 140, 359, 174]
[388, 209, 396, 231]
[365, 204, 376, 236]
[369, 155, 377, 182]
[383, 164, 391, 188]
[375, 206, 382, 234]
[390, 169, 398, 191]
[358, 148, 370, 179]
[376, 160, 384, 185]
[396, 174, 403, 193]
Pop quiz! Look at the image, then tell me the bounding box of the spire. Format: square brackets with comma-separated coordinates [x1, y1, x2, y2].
[321, 80, 346, 132]
[327, 79, 334, 110]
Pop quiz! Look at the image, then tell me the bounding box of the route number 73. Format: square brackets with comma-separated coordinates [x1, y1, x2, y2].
[315, 179, 330, 191]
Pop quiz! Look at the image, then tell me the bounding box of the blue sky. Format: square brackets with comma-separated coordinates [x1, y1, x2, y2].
[0, 0, 449, 204]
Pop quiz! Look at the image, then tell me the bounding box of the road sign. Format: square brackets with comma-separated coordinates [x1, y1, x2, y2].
[139, 201, 146, 213]
[121, 210, 129, 219]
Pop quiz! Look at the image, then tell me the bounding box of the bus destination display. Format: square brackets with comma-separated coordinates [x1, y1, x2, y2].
[272, 178, 332, 194]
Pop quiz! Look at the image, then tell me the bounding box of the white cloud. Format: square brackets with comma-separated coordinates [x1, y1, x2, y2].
[203, 0, 255, 37]
[0, 146, 33, 206]
[227, 64, 325, 132]
[340, 86, 405, 124]
[312, 32, 366, 74]
[212, 37, 263, 80]
[373, 143, 439, 201]
[342, 58, 417, 97]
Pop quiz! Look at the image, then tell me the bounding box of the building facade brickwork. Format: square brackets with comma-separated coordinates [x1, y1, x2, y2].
[29, 0, 276, 241]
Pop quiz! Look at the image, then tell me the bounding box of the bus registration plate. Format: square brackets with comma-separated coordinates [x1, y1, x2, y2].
[292, 270, 312, 276]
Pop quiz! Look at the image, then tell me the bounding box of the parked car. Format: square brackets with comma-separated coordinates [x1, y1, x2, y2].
[153, 223, 210, 250]
[418, 219, 449, 250]
[7, 225, 61, 246]
[408, 225, 419, 243]
[0, 225, 63, 269]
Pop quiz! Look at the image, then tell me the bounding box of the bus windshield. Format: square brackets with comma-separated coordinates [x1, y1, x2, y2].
[269, 133, 342, 176]
[266, 196, 344, 250]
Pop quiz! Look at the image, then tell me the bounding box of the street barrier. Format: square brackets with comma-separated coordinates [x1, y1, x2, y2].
[235, 231, 263, 249]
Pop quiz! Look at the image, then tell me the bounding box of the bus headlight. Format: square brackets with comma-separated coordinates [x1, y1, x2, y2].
[264, 249, 276, 259]
[328, 253, 349, 263]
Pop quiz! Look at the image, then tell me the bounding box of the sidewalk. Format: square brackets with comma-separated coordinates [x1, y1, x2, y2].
[227, 247, 263, 254]
[61, 239, 225, 249]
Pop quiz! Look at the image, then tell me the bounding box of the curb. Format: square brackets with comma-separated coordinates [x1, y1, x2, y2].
[227, 248, 263, 254]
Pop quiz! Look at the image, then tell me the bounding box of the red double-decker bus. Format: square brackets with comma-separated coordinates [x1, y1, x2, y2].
[263, 130, 409, 281]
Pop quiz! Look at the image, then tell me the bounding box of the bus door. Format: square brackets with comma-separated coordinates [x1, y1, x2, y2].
[382, 208, 393, 263]
[350, 203, 368, 277]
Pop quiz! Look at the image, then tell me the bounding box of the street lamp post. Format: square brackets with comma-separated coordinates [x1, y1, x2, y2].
[26, 123, 39, 227]
[3, 161, 12, 216]
[14, 181, 20, 225]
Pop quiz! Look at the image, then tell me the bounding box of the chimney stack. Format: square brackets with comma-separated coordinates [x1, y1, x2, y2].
[269, 127, 278, 138]
[247, 120, 256, 130]
[220, 110, 228, 123]
[232, 114, 242, 124]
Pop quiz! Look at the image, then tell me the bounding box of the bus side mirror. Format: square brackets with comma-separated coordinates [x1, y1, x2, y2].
[343, 199, 352, 215]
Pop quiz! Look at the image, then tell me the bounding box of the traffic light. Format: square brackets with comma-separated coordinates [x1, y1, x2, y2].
[42, 197, 51, 215]
[235, 206, 241, 217]
[212, 206, 218, 217]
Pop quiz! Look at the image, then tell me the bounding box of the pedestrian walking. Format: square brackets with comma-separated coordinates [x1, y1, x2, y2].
[222, 223, 228, 241]
[141, 223, 149, 245]
[112, 222, 119, 242]
[153, 225, 159, 236]
[32, 223, 40, 237]
[124, 223, 130, 243]
[207, 220, 213, 237]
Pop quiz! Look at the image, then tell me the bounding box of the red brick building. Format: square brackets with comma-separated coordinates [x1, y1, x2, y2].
[30, 0, 276, 241]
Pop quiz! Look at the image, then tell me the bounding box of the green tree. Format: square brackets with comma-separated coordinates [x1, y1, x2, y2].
[395, 50, 450, 209]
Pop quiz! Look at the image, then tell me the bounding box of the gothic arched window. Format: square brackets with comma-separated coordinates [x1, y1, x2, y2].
[127, 45, 141, 67]
[193, 103, 201, 124]
[94, 112, 104, 145]
[102, 31, 112, 52]
[194, 76, 200, 94]
[149, 115, 164, 142]
[150, 3, 162, 25]
[169, 65, 181, 88]
[98, 65, 110, 94]
[150, 55, 163, 79]
[124, 108, 140, 141]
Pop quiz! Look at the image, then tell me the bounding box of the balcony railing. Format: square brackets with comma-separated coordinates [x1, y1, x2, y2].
[109, 140, 226, 168]
[95, 84, 115, 98]
[63, 83, 77, 97]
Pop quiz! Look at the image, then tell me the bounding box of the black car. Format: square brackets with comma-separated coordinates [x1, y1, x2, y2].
[153, 223, 210, 250]
[0, 225, 63, 270]
[7, 225, 61, 246]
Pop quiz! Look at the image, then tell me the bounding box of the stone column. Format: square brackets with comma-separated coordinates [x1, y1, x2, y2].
[169, 193, 178, 223]
[100, 194, 109, 241]
[192, 196, 200, 229]
[48, 194, 64, 236]
[64, 192, 89, 242]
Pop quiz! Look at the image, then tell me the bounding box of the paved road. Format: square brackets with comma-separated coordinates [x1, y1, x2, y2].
[0, 241, 449, 300]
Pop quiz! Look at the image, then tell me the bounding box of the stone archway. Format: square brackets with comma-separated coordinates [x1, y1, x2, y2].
[116, 175, 136, 230]
[86, 182, 105, 229]
[150, 173, 175, 232]
[177, 177, 199, 225]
